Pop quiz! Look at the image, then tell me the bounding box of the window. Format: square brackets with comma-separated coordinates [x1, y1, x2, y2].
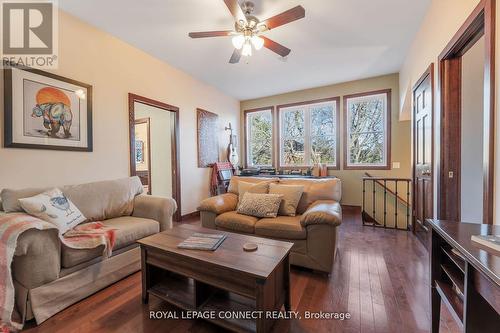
[245, 107, 274, 167]
[344, 90, 391, 169]
[278, 98, 339, 168]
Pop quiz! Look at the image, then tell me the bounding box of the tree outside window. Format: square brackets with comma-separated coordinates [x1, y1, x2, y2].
[246, 109, 273, 167]
[279, 99, 339, 168]
[344, 90, 390, 169]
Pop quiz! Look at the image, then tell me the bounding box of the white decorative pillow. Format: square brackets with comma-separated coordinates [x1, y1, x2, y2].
[19, 188, 86, 234]
[237, 192, 283, 218]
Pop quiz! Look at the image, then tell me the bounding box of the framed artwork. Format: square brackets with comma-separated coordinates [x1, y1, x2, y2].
[134, 117, 151, 195]
[219, 169, 233, 181]
[3, 63, 93, 151]
[135, 140, 145, 163]
[197, 108, 219, 168]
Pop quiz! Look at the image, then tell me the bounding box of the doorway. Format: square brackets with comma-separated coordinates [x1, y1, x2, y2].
[437, 0, 495, 224]
[128, 93, 181, 222]
[412, 64, 434, 247]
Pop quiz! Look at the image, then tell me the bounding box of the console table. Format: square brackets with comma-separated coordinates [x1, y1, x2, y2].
[428, 220, 500, 332]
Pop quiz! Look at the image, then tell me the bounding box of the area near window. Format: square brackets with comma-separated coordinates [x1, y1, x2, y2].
[344, 89, 391, 170]
[244, 107, 274, 167]
[278, 97, 340, 169]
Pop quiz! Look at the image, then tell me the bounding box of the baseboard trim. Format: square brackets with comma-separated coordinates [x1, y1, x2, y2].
[341, 205, 362, 210]
[181, 211, 200, 221]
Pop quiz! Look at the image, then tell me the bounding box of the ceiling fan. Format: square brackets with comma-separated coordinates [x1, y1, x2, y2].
[188, 0, 305, 64]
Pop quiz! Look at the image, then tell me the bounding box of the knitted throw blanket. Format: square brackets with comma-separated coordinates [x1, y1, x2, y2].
[0, 213, 116, 332]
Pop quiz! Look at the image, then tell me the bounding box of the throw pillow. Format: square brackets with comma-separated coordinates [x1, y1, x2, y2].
[227, 176, 278, 195]
[269, 183, 305, 216]
[19, 188, 86, 234]
[0, 187, 48, 212]
[238, 181, 270, 202]
[237, 192, 283, 218]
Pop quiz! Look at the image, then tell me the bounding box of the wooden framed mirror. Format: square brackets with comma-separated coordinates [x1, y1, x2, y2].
[128, 93, 181, 222]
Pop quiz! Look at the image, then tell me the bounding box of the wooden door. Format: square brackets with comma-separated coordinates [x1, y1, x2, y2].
[413, 65, 434, 247]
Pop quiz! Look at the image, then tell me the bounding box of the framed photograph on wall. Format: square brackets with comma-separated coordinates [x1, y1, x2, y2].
[3, 63, 93, 151]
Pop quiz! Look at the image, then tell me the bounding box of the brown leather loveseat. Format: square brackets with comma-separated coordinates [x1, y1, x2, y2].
[198, 176, 342, 273]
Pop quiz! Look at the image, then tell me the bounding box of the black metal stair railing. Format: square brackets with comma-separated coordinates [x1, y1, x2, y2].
[362, 173, 412, 230]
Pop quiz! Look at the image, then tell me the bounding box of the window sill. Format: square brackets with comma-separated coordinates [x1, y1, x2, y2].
[343, 165, 391, 170]
[279, 165, 340, 170]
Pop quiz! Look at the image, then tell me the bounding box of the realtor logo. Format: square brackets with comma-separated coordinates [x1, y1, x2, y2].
[1, 0, 58, 68]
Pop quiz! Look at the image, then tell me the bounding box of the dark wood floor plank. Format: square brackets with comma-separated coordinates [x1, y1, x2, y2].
[374, 253, 404, 333]
[346, 249, 361, 332]
[23, 206, 462, 333]
[359, 252, 375, 333]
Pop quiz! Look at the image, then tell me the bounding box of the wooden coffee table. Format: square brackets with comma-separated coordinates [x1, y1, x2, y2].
[137, 224, 293, 333]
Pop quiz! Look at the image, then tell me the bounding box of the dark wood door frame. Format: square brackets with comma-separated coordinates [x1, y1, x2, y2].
[412, 64, 434, 238]
[128, 93, 181, 222]
[437, 0, 495, 224]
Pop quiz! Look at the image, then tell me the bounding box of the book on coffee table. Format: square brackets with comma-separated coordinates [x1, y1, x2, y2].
[177, 233, 227, 251]
[471, 235, 500, 256]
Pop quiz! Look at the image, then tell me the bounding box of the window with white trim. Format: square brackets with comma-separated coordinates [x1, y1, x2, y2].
[279, 99, 338, 167]
[345, 91, 390, 168]
[245, 108, 273, 167]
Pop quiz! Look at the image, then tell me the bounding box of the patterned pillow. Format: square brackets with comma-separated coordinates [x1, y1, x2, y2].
[19, 188, 86, 234]
[269, 183, 305, 216]
[237, 192, 283, 218]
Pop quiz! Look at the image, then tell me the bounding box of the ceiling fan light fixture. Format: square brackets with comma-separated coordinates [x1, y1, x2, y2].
[188, 1, 305, 64]
[251, 36, 264, 50]
[231, 35, 245, 49]
[242, 42, 252, 56]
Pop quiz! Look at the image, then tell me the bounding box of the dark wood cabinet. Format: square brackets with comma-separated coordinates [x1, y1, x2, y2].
[428, 220, 500, 332]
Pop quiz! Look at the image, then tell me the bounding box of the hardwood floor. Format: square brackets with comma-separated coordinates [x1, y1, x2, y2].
[23, 207, 460, 333]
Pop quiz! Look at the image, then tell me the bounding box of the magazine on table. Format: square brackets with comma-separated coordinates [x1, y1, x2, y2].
[177, 233, 227, 251]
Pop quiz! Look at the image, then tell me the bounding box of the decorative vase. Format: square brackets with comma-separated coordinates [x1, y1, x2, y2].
[312, 163, 321, 177]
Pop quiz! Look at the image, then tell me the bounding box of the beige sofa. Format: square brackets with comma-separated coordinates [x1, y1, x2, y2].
[0, 177, 176, 325]
[198, 176, 342, 273]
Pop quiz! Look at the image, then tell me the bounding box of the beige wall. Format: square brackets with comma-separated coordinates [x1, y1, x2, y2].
[399, 0, 500, 225]
[240, 73, 410, 206]
[399, 0, 480, 120]
[0, 11, 240, 215]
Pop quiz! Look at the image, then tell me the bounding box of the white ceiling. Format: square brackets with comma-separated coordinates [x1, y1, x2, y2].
[59, 0, 430, 101]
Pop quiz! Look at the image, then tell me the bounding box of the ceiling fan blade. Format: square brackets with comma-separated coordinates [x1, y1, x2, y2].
[188, 31, 233, 38]
[261, 36, 291, 57]
[229, 49, 242, 64]
[259, 5, 305, 31]
[223, 0, 247, 25]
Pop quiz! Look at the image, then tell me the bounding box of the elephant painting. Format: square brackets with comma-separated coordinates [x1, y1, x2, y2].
[31, 87, 73, 138]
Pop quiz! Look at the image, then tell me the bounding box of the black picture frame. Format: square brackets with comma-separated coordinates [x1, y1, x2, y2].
[3, 62, 93, 151]
[219, 169, 233, 181]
